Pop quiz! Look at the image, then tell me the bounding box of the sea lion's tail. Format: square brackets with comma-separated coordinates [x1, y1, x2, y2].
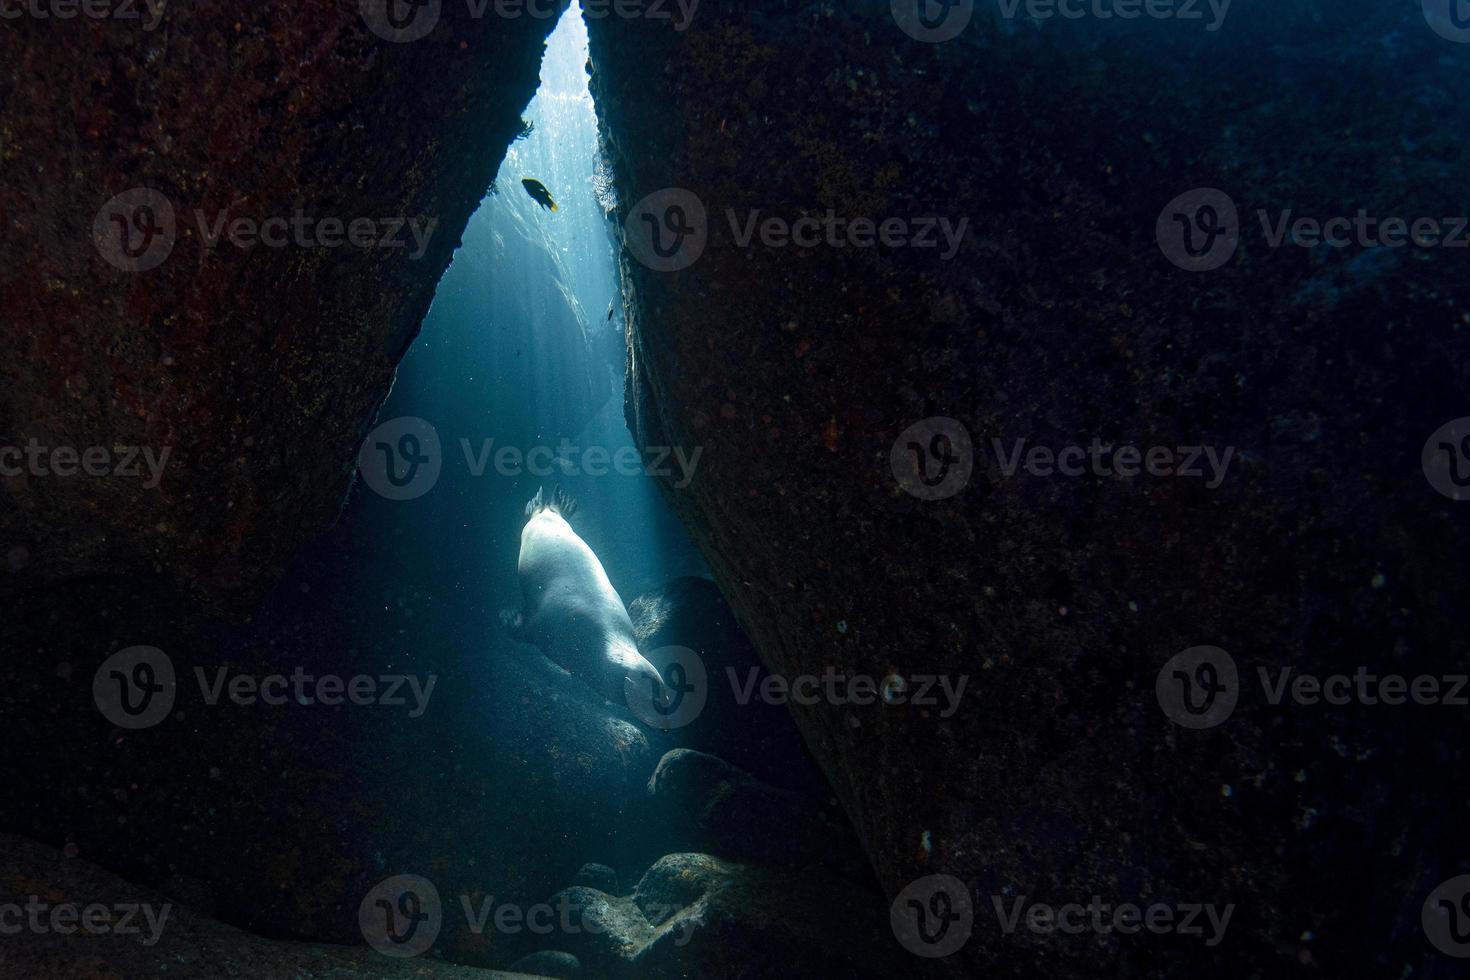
[525, 485, 578, 520]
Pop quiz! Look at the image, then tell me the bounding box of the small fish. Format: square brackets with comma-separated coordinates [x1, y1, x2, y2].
[521, 178, 557, 212]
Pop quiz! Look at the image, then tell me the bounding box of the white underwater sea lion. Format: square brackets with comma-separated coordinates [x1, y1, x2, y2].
[502, 487, 668, 712]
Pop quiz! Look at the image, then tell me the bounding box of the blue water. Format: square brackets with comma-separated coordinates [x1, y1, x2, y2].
[381, 1, 707, 610]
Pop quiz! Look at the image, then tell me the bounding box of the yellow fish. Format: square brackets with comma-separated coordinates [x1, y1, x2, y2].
[521, 178, 558, 213]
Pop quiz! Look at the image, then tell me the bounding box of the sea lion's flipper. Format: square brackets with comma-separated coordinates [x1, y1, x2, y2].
[553, 486, 578, 519]
[525, 485, 578, 520]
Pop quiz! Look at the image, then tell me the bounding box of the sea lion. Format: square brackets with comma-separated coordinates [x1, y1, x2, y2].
[502, 487, 667, 712]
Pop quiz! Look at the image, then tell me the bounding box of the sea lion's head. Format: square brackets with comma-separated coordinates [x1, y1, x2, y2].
[609, 641, 679, 726]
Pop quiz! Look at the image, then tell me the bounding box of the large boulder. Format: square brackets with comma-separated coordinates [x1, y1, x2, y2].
[634, 748, 862, 875]
[588, 2, 1470, 977]
[629, 576, 833, 794]
[538, 852, 912, 979]
[0, 0, 567, 611]
[506, 950, 583, 978]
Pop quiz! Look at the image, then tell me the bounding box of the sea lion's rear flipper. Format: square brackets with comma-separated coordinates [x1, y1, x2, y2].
[525, 485, 578, 520]
[553, 486, 577, 518]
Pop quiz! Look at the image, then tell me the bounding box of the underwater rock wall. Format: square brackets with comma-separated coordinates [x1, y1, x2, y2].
[0, 0, 566, 611]
[0, 834, 523, 979]
[589, 2, 1470, 976]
